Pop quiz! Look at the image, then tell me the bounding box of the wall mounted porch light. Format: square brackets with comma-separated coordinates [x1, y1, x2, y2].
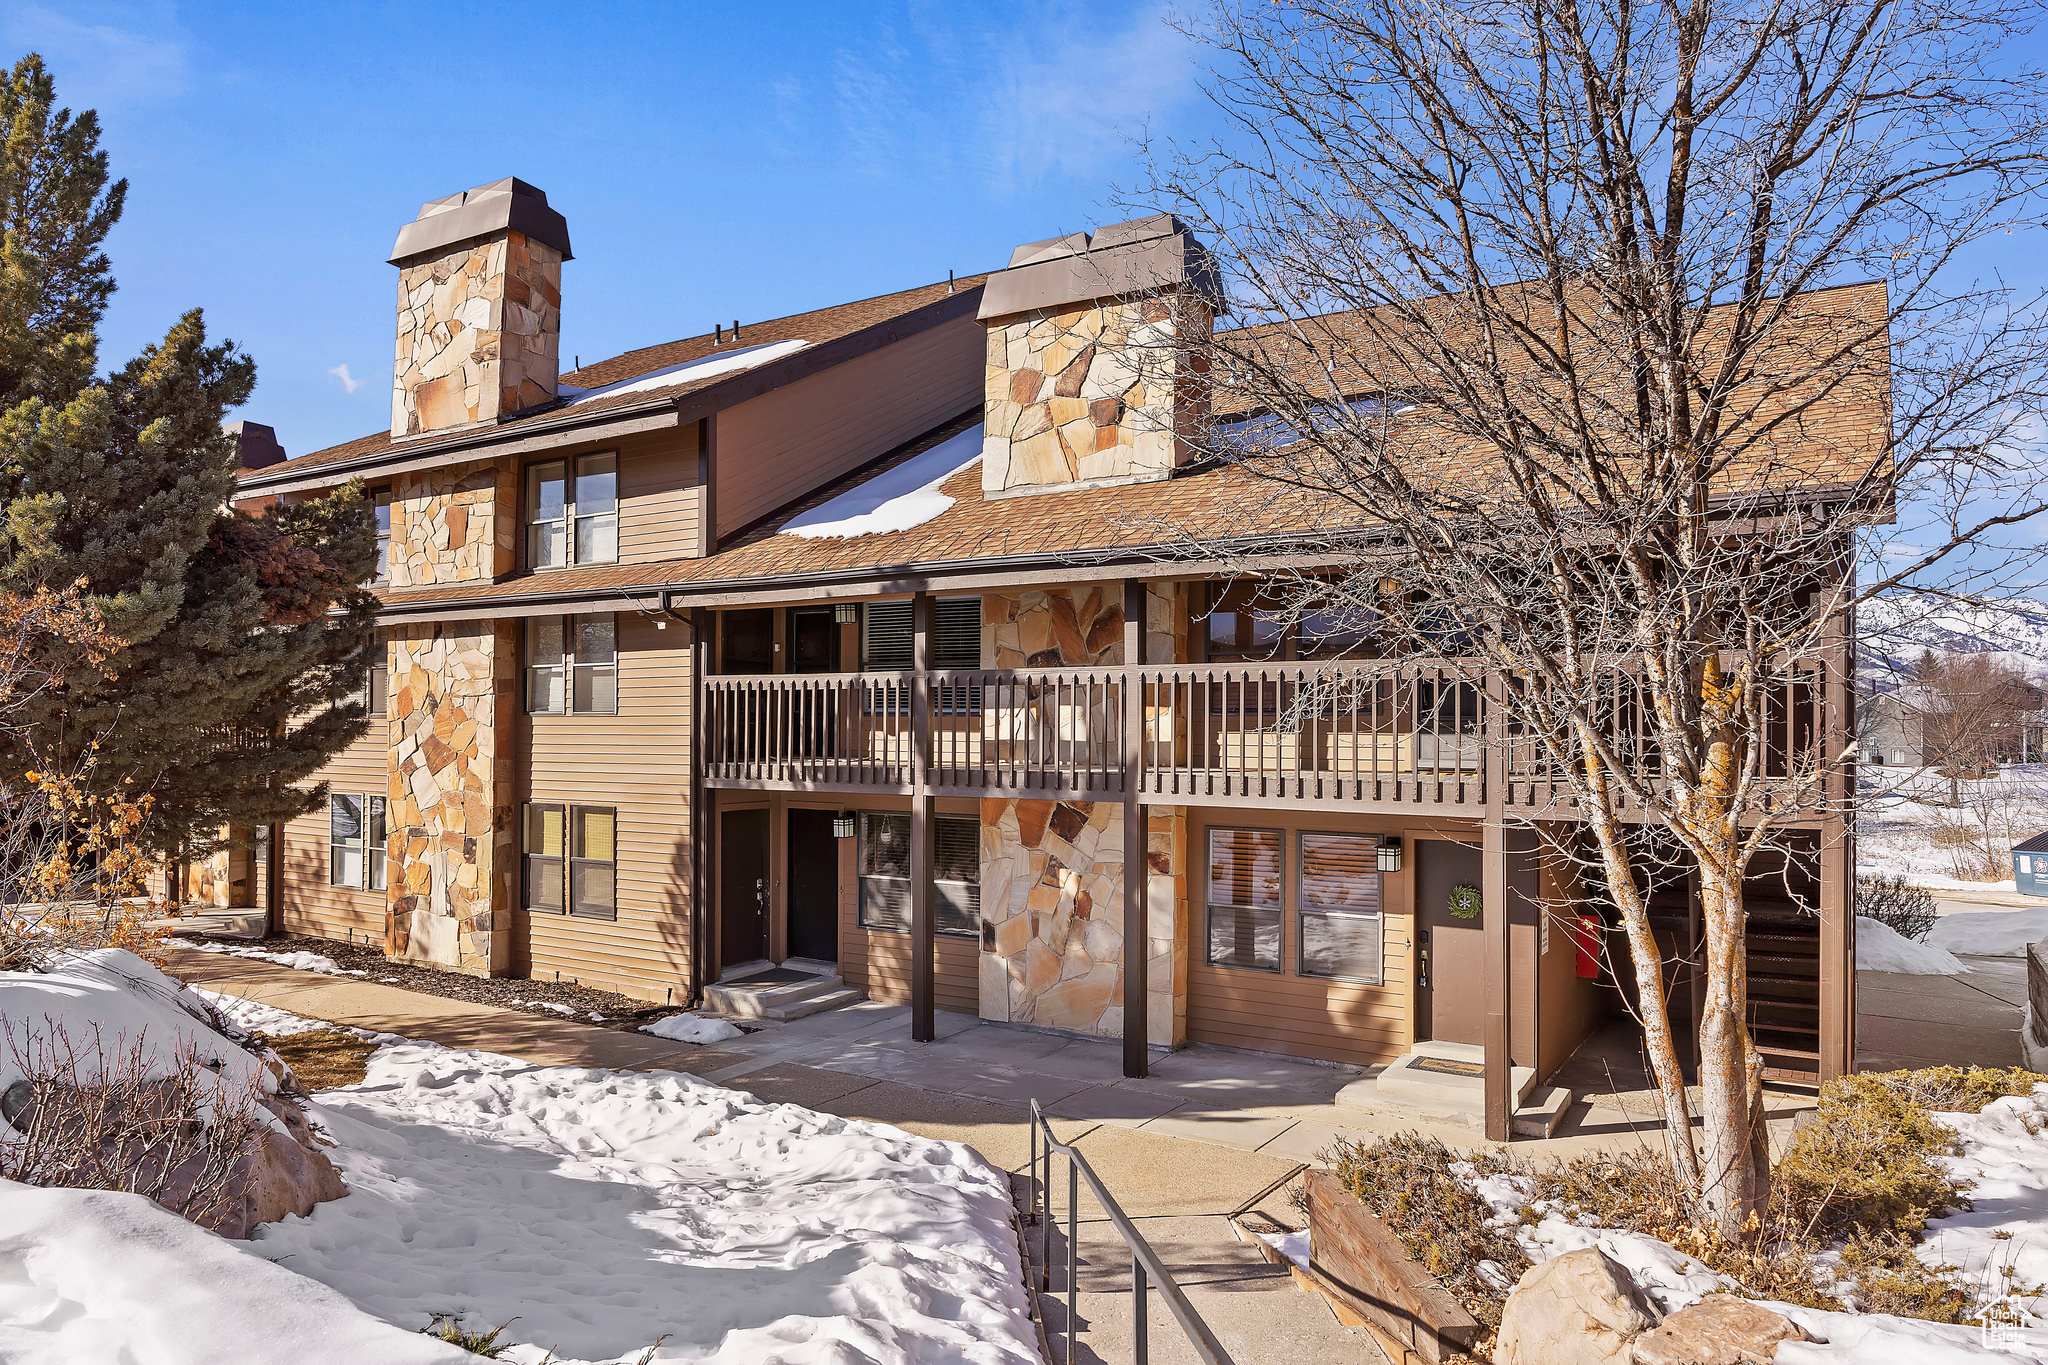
[1377, 836, 1403, 873]
[833, 604, 859, 625]
[831, 812, 857, 839]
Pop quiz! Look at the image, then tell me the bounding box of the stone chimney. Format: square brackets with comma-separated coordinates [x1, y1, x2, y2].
[387, 177, 571, 439]
[977, 215, 1221, 496]
[224, 420, 286, 471]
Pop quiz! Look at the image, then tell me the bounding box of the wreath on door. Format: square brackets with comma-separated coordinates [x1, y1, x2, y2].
[1446, 884, 1483, 920]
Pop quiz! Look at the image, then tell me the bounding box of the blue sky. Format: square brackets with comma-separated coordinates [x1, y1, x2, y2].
[5, 1, 1206, 457]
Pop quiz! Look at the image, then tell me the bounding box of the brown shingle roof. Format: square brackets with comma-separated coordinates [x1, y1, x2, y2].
[372, 279, 1895, 617]
[244, 274, 992, 488]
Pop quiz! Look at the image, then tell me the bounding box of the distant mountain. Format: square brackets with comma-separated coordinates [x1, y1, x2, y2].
[1859, 596, 2048, 691]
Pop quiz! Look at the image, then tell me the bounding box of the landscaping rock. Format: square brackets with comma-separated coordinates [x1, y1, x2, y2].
[1629, 1294, 1814, 1365]
[1497, 1249, 1661, 1365]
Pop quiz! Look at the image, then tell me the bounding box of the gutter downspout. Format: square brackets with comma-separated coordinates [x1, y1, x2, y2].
[688, 603, 710, 1008]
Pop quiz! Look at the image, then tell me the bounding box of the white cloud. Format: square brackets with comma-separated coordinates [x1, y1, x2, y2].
[328, 364, 362, 395]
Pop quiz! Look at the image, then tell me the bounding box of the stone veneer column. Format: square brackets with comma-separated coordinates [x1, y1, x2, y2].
[387, 457, 517, 589]
[976, 583, 1191, 1044]
[386, 622, 517, 974]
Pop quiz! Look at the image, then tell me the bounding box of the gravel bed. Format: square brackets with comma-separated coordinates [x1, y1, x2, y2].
[172, 930, 731, 1035]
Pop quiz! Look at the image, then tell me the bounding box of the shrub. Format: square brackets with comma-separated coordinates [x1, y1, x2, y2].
[1324, 1131, 1527, 1329]
[0, 1018, 266, 1232]
[1776, 1072, 1966, 1243]
[1856, 874, 1939, 942]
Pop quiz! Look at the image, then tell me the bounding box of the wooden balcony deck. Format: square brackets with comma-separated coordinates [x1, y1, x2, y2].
[700, 660, 1839, 819]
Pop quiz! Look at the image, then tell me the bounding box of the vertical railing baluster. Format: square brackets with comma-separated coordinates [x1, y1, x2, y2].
[1134, 1255, 1148, 1363]
[1068, 1156, 1079, 1365]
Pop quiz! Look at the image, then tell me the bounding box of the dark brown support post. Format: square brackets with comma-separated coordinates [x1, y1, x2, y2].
[1122, 579, 1149, 1078]
[264, 822, 283, 936]
[689, 606, 711, 1007]
[1818, 604, 1855, 1081]
[910, 591, 936, 1042]
[1482, 677, 1512, 1141]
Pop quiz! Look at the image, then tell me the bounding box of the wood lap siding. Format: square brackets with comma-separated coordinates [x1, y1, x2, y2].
[617, 425, 701, 565]
[715, 314, 984, 539]
[279, 722, 388, 944]
[519, 614, 694, 1001]
[1185, 811, 1417, 1068]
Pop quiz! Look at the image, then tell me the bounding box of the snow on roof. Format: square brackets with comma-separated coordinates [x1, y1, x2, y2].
[782, 423, 984, 540]
[558, 337, 811, 406]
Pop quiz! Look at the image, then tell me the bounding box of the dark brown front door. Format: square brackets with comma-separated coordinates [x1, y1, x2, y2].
[719, 808, 770, 971]
[786, 809, 839, 963]
[1416, 838, 1485, 1045]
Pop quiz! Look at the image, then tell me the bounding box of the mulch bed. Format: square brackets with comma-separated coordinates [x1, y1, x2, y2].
[173, 930, 731, 1036]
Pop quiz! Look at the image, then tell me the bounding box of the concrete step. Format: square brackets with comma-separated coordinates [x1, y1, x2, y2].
[702, 971, 864, 1021]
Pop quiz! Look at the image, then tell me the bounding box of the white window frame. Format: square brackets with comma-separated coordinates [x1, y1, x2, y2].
[526, 452, 618, 570]
[329, 793, 386, 891]
[527, 614, 617, 715]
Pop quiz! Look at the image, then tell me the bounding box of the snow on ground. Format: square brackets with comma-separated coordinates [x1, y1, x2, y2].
[259, 1039, 1039, 1364]
[0, 949, 279, 1108]
[2, 972, 1039, 1364]
[1857, 917, 1971, 974]
[782, 423, 983, 539]
[0, 1180, 471, 1365]
[1856, 765, 2048, 890]
[642, 1013, 745, 1044]
[1460, 1139, 2048, 1361]
[559, 339, 811, 406]
[1919, 1087, 2048, 1309]
[1928, 909, 2048, 959]
[165, 937, 365, 976]
[218, 996, 1037, 1364]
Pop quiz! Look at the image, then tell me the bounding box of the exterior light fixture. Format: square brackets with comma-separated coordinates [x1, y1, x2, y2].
[833, 604, 859, 625]
[1377, 836, 1403, 873]
[831, 812, 856, 839]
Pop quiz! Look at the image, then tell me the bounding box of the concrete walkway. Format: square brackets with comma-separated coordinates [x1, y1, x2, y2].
[1857, 957, 2029, 1071]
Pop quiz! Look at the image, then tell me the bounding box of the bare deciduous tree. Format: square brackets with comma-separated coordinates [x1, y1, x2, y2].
[1128, 0, 2048, 1236]
[1909, 649, 2038, 803]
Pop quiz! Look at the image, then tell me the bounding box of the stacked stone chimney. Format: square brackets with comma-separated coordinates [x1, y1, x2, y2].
[977, 215, 1221, 496]
[388, 177, 572, 438]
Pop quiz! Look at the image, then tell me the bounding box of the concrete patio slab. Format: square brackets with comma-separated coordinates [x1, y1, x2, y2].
[1063, 1123, 1302, 1220]
[1136, 1108, 1302, 1153]
[1042, 1084, 1188, 1126]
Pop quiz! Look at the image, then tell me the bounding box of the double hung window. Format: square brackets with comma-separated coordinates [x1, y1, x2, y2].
[526, 452, 618, 569]
[329, 793, 387, 891]
[524, 803, 616, 920]
[857, 811, 980, 936]
[1205, 827, 1282, 970]
[373, 491, 392, 584]
[1297, 832, 1384, 983]
[1203, 825, 1385, 983]
[527, 614, 617, 714]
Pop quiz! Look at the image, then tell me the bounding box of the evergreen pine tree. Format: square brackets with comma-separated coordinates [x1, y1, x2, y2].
[0, 52, 375, 860]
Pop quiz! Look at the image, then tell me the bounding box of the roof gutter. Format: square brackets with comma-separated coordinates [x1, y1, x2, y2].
[371, 537, 1379, 625]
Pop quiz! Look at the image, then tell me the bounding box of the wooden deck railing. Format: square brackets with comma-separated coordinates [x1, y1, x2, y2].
[700, 658, 1836, 814]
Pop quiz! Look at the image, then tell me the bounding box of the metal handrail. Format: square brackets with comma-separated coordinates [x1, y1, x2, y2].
[1027, 1098, 1234, 1365]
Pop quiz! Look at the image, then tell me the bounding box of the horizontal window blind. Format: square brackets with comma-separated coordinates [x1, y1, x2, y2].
[859, 811, 980, 936]
[1207, 828, 1281, 909]
[1300, 832, 1381, 913]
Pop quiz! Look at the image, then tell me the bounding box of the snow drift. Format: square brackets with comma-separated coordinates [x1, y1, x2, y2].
[1855, 917, 1970, 974]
